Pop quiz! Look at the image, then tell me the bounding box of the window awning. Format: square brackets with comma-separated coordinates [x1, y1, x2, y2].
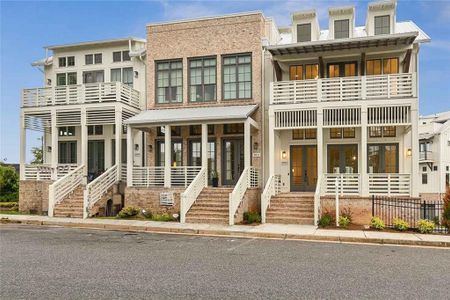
[125, 104, 258, 126]
[267, 32, 418, 56]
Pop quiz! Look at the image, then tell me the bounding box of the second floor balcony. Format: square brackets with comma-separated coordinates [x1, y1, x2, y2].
[419, 150, 434, 162]
[22, 82, 141, 109]
[270, 73, 416, 105]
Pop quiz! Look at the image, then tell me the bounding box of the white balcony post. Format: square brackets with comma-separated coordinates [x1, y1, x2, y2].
[115, 107, 122, 170]
[268, 112, 275, 176]
[361, 76, 367, 100]
[317, 109, 323, 191]
[201, 123, 208, 184]
[244, 120, 251, 170]
[80, 107, 88, 184]
[164, 125, 171, 188]
[126, 125, 133, 187]
[19, 112, 26, 180]
[50, 109, 58, 180]
[361, 107, 368, 196]
[410, 107, 419, 197]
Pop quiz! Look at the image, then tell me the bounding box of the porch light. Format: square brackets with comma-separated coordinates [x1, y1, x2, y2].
[281, 150, 287, 160]
[407, 148, 412, 156]
[134, 144, 139, 151]
[134, 71, 139, 78]
[148, 144, 153, 152]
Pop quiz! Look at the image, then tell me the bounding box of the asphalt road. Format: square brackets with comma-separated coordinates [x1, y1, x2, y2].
[0, 224, 449, 299]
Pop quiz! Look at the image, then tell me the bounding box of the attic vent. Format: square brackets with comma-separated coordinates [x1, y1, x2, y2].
[160, 192, 175, 206]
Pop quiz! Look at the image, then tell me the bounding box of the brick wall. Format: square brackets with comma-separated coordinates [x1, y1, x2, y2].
[124, 186, 185, 215]
[320, 196, 372, 225]
[19, 180, 52, 214]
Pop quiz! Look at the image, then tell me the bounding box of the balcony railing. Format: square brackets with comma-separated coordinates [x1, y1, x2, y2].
[271, 73, 416, 105]
[22, 82, 140, 109]
[23, 164, 78, 180]
[419, 151, 433, 161]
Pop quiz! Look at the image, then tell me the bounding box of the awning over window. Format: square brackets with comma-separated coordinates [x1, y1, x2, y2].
[125, 104, 258, 126]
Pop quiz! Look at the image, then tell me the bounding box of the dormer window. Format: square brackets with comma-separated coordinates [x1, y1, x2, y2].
[334, 19, 349, 39]
[374, 15, 390, 35]
[297, 23, 311, 42]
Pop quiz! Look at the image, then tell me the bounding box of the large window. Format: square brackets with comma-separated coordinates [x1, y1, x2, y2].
[83, 70, 104, 83]
[156, 60, 182, 104]
[334, 19, 349, 39]
[58, 56, 75, 67]
[290, 65, 303, 80]
[368, 144, 398, 173]
[113, 50, 131, 62]
[58, 141, 77, 164]
[374, 15, 390, 35]
[366, 58, 398, 75]
[56, 72, 77, 86]
[188, 140, 216, 183]
[112, 67, 133, 86]
[328, 144, 358, 174]
[156, 141, 183, 167]
[297, 23, 311, 42]
[189, 57, 216, 102]
[223, 54, 252, 100]
[328, 62, 356, 78]
[290, 64, 319, 80]
[85, 53, 102, 65]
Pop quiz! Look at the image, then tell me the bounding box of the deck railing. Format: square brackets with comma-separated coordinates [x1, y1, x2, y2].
[271, 73, 416, 104]
[323, 173, 361, 195]
[131, 167, 165, 187]
[229, 167, 260, 225]
[261, 174, 281, 224]
[171, 166, 202, 187]
[180, 168, 207, 223]
[84, 165, 119, 218]
[419, 151, 433, 161]
[22, 82, 140, 109]
[23, 164, 77, 180]
[368, 173, 411, 196]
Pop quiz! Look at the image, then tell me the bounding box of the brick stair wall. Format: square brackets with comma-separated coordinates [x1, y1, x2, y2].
[185, 187, 233, 224]
[266, 193, 314, 225]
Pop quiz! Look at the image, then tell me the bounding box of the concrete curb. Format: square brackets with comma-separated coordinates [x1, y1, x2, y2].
[1, 217, 449, 248]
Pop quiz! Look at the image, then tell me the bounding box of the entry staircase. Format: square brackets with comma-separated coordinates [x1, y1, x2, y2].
[265, 193, 315, 225]
[48, 164, 122, 218]
[185, 187, 233, 224]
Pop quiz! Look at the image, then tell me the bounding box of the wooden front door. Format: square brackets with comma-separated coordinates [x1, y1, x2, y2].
[290, 145, 317, 192]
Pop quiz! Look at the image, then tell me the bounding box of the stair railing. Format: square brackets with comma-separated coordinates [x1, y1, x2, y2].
[180, 167, 207, 223]
[261, 174, 281, 223]
[48, 165, 86, 217]
[228, 167, 260, 225]
[83, 164, 120, 219]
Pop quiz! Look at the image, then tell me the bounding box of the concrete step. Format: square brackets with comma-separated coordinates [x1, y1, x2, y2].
[189, 206, 228, 212]
[265, 217, 313, 225]
[185, 216, 228, 224]
[266, 211, 314, 218]
[187, 211, 228, 218]
[267, 207, 314, 213]
[269, 202, 314, 209]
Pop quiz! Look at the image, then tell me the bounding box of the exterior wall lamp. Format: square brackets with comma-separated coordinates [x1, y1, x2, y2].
[281, 150, 287, 160]
[407, 148, 412, 156]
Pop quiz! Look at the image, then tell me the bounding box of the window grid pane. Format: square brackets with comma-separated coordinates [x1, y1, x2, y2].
[223, 54, 251, 100]
[156, 60, 183, 103]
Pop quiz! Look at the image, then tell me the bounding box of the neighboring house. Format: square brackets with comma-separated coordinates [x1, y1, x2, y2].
[418, 111, 450, 200]
[19, 38, 147, 216]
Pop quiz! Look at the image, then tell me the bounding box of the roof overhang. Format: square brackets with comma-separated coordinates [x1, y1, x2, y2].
[45, 37, 146, 51]
[267, 32, 418, 56]
[31, 56, 53, 67]
[125, 104, 259, 127]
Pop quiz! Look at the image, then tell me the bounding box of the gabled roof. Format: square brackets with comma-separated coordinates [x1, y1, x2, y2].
[125, 105, 258, 126]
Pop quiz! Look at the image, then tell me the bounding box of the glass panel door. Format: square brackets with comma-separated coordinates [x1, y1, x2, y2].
[222, 138, 244, 185]
[327, 144, 358, 173]
[88, 140, 105, 180]
[290, 145, 317, 192]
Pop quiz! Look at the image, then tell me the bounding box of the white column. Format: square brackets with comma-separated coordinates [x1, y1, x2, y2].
[360, 107, 368, 196]
[268, 112, 275, 176]
[317, 109, 324, 184]
[126, 125, 133, 187]
[115, 107, 122, 168]
[19, 112, 26, 180]
[244, 120, 251, 169]
[411, 107, 419, 197]
[80, 108, 88, 184]
[201, 123, 208, 170]
[164, 125, 171, 188]
[50, 109, 58, 180]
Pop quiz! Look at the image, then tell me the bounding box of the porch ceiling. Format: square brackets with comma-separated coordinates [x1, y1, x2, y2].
[267, 32, 418, 56]
[125, 104, 258, 126]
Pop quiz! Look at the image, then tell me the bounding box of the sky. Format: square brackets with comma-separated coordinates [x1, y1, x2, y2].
[1, 0, 450, 163]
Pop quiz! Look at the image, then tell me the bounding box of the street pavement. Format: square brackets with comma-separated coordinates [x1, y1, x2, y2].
[1, 224, 449, 299]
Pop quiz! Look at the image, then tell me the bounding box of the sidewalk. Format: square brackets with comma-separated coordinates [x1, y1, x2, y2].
[1, 214, 449, 248]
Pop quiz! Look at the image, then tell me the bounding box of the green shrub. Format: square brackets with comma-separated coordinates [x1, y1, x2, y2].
[0, 165, 19, 201]
[117, 206, 140, 218]
[370, 216, 385, 230]
[0, 192, 18, 202]
[416, 219, 435, 234]
[340, 207, 353, 223]
[392, 218, 409, 231]
[0, 202, 18, 209]
[243, 211, 261, 224]
[151, 213, 175, 222]
[318, 212, 333, 227]
[338, 216, 351, 228]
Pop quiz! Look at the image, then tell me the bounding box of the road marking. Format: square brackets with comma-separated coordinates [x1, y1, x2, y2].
[227, 237, 256, 251]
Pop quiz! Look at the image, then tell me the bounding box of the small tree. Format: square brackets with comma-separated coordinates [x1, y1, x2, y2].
[30, 146, 43, 164]
[0, 165, 19, 201]
[443, 187, 450, 229]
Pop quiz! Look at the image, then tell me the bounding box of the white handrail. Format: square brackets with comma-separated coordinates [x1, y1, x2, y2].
[23, 163, 77, 180]
[313, 174, 322, 226]
[48, 165, 85, 217]
[261, 174, 281, 224]
[180, 167, 207, 223]
[84, 165, 119, 218]
[228, 167, 259, 225]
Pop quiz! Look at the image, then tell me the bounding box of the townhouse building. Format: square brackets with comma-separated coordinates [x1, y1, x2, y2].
[418, 111, 450, 200]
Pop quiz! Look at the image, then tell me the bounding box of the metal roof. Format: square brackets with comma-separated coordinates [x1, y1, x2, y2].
[125, 104, 258, 126]
[267, 32, 418, 56]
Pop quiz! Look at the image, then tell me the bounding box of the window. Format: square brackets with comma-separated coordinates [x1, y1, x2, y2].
[56, 73, 77, 86]
[297, 23, 311, 42]
[123, 50, 130, 61]
[88, 125, 103, 135]
[112, 124, 127, 135]
[334, 19, 349, 39]
[156, 141, 183, 167]
[56, 73, 66, 86]
[290, 65, 303, 80]
[383, 58, 399, 74]
[223, 124, 244, 134]
[433, 166, 438, 171]
[85, 53, 102, 65]
[367, 58, 399, 75]
[223, 54, 252, 100]
[305, 64, 319, 79]
[94, 53, 102, 64]
[369, 126, 396, 138]
[58, 126, 75, 136]
[113, 50, 131, 62]
[156, 60, 182, 104]
[189, 57, 216, 102]
[157, 126, 181, 137]
[122, 67, 133, 86]
[330, 128, 355, 139]
[290, 64, 319, 80]
[59, 57, 66, 67]
[59, 56, 75, 67]
[366, 59, 382, 75]
[422, 166, 427, 172]
[422, 173, 428, 184]
[83, 70, 104, 83]
[58, 141, 77, 164]
[111, 68, 121, 82]
[368, 144, 399, 173]
[328, 62, 356, 78]
[374, 15, 390, 35]
[292, 129, 316, 140]
[383, 126, 396, 137]
[111, 139, 127, 164]
[67, 56, 75, 66]
[327, 144, 358, 173]
[189, 125, 214, 136]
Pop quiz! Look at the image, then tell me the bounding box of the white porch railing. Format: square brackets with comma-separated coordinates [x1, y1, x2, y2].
[229, 167, 260, 225]
[84, 165, 119, 218]
[22, 82, 140, 109]
[171, 166, 202, 187]
[261, 174, 281, 224]
[271, 73, 415, 104]
[132, 167, 165, 187]
[24, 164, 77, 180]
[369, 173, 411, 196]
[180, 168, 207, 223]
[323, 173, 361, 195]
[419, 151, 433, 161]
[48, 165, 86, 217]
[120, 164, 127, 182]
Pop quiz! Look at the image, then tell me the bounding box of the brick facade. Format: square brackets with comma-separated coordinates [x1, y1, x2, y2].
[19, 180, 52, 214]
[320, 196, 372, 225]
[124, 186, 185, 215]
